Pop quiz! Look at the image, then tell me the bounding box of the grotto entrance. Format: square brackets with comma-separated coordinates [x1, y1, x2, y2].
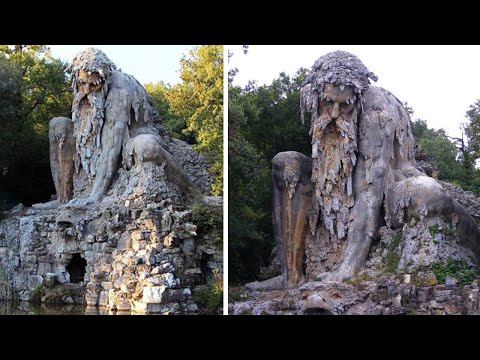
[67, 254, 86, 284]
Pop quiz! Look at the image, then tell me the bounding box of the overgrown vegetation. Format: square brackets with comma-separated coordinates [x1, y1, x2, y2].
[30, 284, 45, 303]
[0, 265, 10, 299]
[228, 47, 480, 284]
[192, 269, 223, 313]
[345, 271, 371, 290]
[229, 47, 311, 284]
[228, 286, 250, 302]
[431, 258, 479, 285]
[385, 253, 401, 273]
[0, 45, 72, 207]
[192, 196, 222, 249]
[412, 107, 480, 196]
[146, 46, 224, 195]
[428, 224, 440, 238]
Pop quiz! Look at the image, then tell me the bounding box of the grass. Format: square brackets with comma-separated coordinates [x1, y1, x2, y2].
[428, 225, 440, 238]
[382, 231, 402, 274]
[30, 284, 45, 303]
[431, 258, 479, 286]
[385, 253, 401, 273]
[192, 269, 223, 313]
[228, 286, 250, 302]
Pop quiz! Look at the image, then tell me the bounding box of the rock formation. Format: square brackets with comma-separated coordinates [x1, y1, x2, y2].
[0, 48, 222, 314]
[245, 51, 480, 295]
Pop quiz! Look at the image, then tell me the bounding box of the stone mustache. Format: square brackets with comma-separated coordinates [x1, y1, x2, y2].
[247, 51, 480, 290]
[38, 48, 197, 209]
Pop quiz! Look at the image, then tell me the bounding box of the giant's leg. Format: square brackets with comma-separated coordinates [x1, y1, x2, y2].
[386, 176, 480, 258]
[50, 117, 75, 204]
[246, 151, 312, 290]
[33, 117, 74, 209]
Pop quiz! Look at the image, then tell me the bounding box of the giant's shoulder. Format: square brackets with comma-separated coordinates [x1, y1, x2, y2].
[107, 71, 142, 91]
[362, 85, 405, 111]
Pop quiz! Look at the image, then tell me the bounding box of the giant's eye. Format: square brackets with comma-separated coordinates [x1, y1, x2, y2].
[340, 102, 354, 113]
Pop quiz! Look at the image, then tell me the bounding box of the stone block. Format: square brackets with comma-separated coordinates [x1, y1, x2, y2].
[182, 239, 195, 254]
[37, 262, 52, 275]
[98, 291, 109, 306]
[143, 286, 166, 303]
[144, 219, 157, 230]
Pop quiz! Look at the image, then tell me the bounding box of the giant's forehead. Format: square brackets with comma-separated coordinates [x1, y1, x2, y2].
[77, 69, 101, 82]
[323, 83, 355, 98]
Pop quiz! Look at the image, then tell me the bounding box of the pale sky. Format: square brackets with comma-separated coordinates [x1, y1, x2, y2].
[48, 45, 195, 86]
[229, 45, 480, 139]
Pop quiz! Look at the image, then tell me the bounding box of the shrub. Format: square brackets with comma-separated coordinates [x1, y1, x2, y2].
[431, 259, 479, 285]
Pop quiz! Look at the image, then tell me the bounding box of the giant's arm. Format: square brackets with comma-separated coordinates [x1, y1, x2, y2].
[337, 88, 400, 280]
[89, 89, 128, 202]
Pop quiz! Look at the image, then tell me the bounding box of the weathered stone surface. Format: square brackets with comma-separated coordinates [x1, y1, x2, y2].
[249, 50, 480, 293]
[142, 286, 166, 304]
[232, 276, 480, 315]
[0, 49, 223, 314]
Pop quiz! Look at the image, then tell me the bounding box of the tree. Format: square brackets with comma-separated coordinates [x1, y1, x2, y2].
[0, 45, 72, 206]
[419, 136, 463, 182]
[166, 45, 223, 195]
[0, 56, 22, 194]
[228, 68, 314, 283]
[465, 100, 480, 159]
[145, 82, 195, 144]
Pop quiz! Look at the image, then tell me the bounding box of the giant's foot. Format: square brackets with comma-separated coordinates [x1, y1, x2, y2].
[314, 270, 351, 283]
[32, 200, 60, 210]
[245, 275, 288, 291]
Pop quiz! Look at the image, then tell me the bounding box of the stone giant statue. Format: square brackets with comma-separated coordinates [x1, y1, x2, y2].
[248, 51, 480, 290]
[38, 48, 196, 209]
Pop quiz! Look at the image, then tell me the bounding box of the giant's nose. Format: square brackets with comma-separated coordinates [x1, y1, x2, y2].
[331, 102, 340, 119]
[83, 84, 91, 95]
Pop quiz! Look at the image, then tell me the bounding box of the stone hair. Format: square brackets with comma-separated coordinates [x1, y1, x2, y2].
[67, 48, 117, 90]
[300, 50, 378, 124]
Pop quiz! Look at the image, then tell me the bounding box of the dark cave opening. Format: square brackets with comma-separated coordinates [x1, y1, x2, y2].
[67, 254, 87, 284]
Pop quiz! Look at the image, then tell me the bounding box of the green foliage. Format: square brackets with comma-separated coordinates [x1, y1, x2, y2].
[228, 286, 250, 302]
[389, 231, 402, 251]
[0, 45, 72, 205]
[166, 46, 223, 195]
[239, 69, 311, 161]
[431, 259, 479, 285]
[385, 252, 401, 273]
[419, 135, 463, 182]
[229, 67, 314, 284]
[411, 116, 480, 195]
[381, 230, 403, 273]
[145, 82, 195, 144]
[31, 284, 45, 303]
[0, 265, 10, 299]
[465, 100, 480, 159]
[345, 272, 371, 290]
[192, 196, 223, 249]
[428, 224, 440, 238]
[193, 269, 223, 313]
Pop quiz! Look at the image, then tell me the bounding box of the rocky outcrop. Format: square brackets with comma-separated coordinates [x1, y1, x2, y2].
[0, 164, 222, 314]
[231, 275, 480, 315]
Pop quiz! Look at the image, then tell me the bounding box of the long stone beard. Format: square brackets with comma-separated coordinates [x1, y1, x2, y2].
[309, 106, 358, 243]
[72, 90, 106, 181]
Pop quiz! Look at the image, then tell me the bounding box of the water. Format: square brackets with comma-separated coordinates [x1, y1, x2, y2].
[0, 301, 138, 315]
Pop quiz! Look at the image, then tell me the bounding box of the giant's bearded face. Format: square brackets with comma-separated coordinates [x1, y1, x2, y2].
[310, 83, 359, 240]
[72, 69, 107, 179]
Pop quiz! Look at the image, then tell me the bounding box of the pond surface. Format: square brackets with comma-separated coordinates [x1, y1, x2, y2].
[0, 301, 140, 315]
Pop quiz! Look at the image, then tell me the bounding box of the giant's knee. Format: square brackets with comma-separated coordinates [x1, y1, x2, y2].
[49, 117, 73, 132]
[49, 117, 74, 147]
[273, 151, 311, 176]
[387, 176, 455, 228]
[125, 134, 163, 168]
